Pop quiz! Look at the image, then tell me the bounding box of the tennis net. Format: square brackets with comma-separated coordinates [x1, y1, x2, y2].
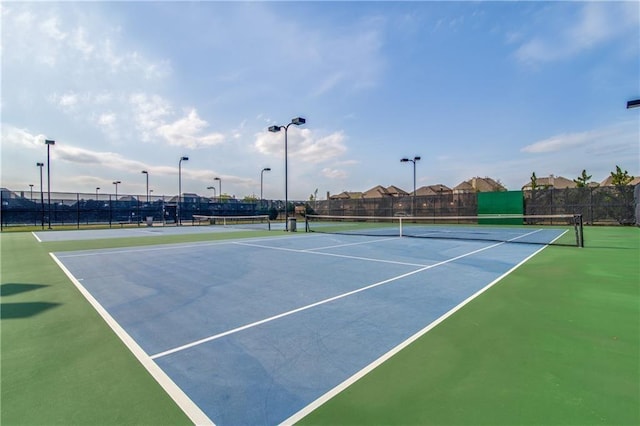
[192, 214, 271, 230]
[305, 214, 584, 247]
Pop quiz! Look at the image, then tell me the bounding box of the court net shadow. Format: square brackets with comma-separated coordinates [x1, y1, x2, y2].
[1, 302, 61, 319]
[1, 283, 50, 297]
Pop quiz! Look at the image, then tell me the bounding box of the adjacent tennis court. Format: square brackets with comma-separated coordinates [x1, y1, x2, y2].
[50, 226, 565, 425]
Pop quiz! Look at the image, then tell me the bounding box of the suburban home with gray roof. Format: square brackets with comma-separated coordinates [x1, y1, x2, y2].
[521, 175, 575, 190]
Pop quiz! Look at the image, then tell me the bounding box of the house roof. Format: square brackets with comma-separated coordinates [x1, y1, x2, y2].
[386, 185, 409, 196]
[414, 184, 452, 196]
[329, 191, 363, 200]
[599, 175, 640, 186]
[522, 175, 575, 189]
[362, 185, 390, 198]
[454, 177, 506, 192]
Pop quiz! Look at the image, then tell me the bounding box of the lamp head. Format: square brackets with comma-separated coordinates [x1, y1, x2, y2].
[214, 177, 220, 181]
[45, 139, 55, 145]
[37, 162, 44, 167]
[264, 167, 271, 171]
[414, 156, 421, 161]
[181, 156, 189, 161]
[141, 170, 148, 174]
[268, 125, 281, 133]
[291, 117, 306, 125]
[400, 158, 409, 162]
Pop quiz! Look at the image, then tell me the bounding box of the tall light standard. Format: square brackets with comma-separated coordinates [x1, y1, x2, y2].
[112, 181, 121, 198]
[178, 156, 188, 225]
[260, 167, 271, 202]
[45, 139, 55, 229]
[207, 186, 216, 199]
[37, 162, 44, 229]
[400, 156, 421, 216]
[141, 170, 149, 202]
[29, 184, 34, 201]
[268, 117, 306, 230]
[96, 187, 100, 199]
[214, 177, 221, 202]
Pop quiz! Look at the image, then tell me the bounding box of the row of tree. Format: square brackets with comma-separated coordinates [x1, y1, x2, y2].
[530, 165, 635, 190]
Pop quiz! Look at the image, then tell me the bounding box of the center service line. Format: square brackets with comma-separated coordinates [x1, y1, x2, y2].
[150, 239, 512, 360]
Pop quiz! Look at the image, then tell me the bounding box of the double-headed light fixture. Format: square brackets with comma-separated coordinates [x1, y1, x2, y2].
[269, 117, 306, 231]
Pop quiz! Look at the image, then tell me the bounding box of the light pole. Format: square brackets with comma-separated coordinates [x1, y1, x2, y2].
[268, 117, 306, 230]
[400, 156, 421, 216]
[113, 181, 121, 200]
[45, 139, 55, 229]
[260, 167, 271, 202]
[207, 186, 216, 200]
[141, 170, 149, 202]
[178, 156, 188, 225]
[29, 184, 34, 201]
[37, 162, 44, 229]
[214, 177, 221, 202]
[96, 187, 100, 199]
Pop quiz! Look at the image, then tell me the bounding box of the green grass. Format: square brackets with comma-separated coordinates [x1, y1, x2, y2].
[1, 227, 638, 425]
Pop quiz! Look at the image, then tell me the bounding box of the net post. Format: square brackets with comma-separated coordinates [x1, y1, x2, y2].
[576, 214, 584, 247]
[399, 217, 403, 237]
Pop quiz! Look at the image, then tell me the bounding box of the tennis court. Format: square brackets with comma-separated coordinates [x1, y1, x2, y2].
[50, 225, 566, 425]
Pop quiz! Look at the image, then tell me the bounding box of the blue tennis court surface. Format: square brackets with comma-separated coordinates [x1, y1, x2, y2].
[51, 230, 564, 425]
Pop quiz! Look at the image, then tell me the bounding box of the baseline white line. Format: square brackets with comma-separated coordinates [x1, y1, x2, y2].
[50, 253, 214, 426]
[233, 241, 426, 267]
[151, 239, 510, 360]
[281, 238, 553, 425]
[32, 231, 42, 242]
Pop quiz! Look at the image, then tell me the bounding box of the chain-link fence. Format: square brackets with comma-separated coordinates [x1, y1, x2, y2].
[0, 190, 282, 230]
[1, 186, 638, 230]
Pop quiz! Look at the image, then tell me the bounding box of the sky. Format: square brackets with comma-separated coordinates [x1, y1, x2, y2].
[1, 1, 639, 201]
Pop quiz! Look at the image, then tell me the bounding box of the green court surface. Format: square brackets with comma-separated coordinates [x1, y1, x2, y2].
[1, 227, 638, 425]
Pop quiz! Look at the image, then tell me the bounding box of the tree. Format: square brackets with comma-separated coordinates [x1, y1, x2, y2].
[610, 165, 634, 186]
[573, 169, 592, 188]
[529, 172, 538, 190]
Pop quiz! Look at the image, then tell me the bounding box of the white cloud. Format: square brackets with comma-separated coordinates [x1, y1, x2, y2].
[322, 168, 348, 179]
[156, 109, 225, 149]
[1, 126, 46, 149]
[521, 131, 596, 153]
[515, 2, 639, 64]
[254, 129, 347, 164]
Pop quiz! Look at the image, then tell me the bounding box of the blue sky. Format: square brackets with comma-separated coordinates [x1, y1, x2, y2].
[2, 1, 639, 200]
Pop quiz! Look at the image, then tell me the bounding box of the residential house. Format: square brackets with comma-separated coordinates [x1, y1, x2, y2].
[599, 175, 640, 187]
[521, 175, 575, 190]
[454, 177, 506, 193]
[414, 184, 452, 196]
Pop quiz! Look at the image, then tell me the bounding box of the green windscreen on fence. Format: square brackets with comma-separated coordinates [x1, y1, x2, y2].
[478, 191, 524, 224]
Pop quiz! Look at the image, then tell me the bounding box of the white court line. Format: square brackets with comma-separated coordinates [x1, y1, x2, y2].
[49, 252, 214, 426]
[52, 233, 315, 258]
[281, 239, 553, 425]
[233, 241, 427, 267]
[31, 231, 42, 242]
[304, 237, 399, 251]
[150, 236, 523, 360]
